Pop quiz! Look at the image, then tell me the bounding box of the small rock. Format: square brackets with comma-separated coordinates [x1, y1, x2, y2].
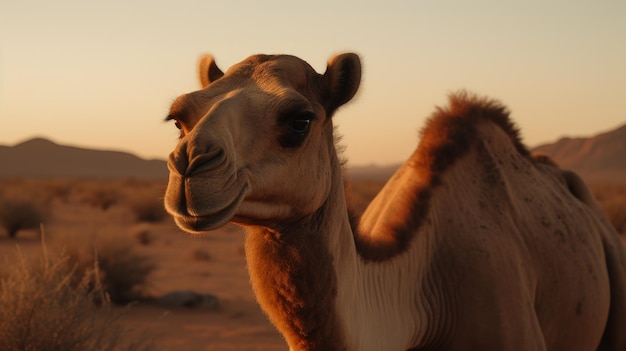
[156, 290, 219, 309]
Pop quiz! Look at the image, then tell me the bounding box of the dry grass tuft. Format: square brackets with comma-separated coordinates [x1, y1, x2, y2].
[0, 245, 153, 351]
[51, 233, 156, 305]
[37, 178, 79, 203]
[126, 190, 167, 223]
[77, 181, 124, 211]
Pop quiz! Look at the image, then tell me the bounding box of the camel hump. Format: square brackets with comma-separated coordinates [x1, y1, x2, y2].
[355, 92, 532, 261]
[408, 91, 530, 181]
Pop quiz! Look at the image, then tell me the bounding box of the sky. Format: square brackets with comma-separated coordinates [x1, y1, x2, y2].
[1, 0, 624, 166]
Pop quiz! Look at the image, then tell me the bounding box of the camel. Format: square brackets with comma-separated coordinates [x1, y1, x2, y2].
[163, 52, 626, 350]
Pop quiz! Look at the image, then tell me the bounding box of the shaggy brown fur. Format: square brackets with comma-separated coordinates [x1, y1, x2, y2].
[354, 92, 531, 261]
[246, 181, 347, 349]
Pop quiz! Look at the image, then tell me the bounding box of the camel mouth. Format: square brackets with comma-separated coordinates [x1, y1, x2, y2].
[171, 183, 249, 234]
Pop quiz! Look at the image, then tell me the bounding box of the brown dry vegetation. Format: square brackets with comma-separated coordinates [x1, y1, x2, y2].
[126, 189, 168, 223]
[0, 244, 153, 351]
[49, 231, 157, 305]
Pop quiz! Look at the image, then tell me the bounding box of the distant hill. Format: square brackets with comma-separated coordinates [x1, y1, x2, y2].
[0, 138, 168, 179]
[533, 124, 626, 184]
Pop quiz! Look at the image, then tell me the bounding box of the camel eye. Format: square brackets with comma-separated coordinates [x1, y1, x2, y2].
[288, 118, 311, 133]
[280, 113, 315, 148]
[174, 121, 182, 130]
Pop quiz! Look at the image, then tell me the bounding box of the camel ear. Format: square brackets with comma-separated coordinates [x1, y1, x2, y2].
[198, 54, 224, 88]
[323, 53, 361, 115]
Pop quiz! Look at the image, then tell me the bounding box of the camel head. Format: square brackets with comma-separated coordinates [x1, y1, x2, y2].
[164, 53, 361, 233]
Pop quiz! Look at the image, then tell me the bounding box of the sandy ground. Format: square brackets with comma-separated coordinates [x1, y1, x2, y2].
[0, 199, 286, 351]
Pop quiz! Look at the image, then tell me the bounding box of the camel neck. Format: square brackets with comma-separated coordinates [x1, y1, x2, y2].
[243, 156, 429, 350]
[243, 155, 353, 350]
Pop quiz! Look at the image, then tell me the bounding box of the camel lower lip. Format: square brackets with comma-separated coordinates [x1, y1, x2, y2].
[174, 184, 249, 234]
[174, 214, 228, 233]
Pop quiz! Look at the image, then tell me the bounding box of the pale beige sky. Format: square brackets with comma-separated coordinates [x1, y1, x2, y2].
[1, 0, 624, 165]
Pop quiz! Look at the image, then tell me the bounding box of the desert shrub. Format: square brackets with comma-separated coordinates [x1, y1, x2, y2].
[52, 233, 156, 305]
[0, 179, 75, 206]
[77, 182, 123, 210]
[0, 196, 48, 238]
[38, 178, 78, 203]
[126, 191, 167, 223]
[96, 239, 156, 304]
[0, 248, 153, 351]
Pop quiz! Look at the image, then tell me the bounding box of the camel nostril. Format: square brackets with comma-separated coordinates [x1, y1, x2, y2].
[168, 142, 189, 176]
[186, 147, 226, 176]
[167, 137, 228, 177]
